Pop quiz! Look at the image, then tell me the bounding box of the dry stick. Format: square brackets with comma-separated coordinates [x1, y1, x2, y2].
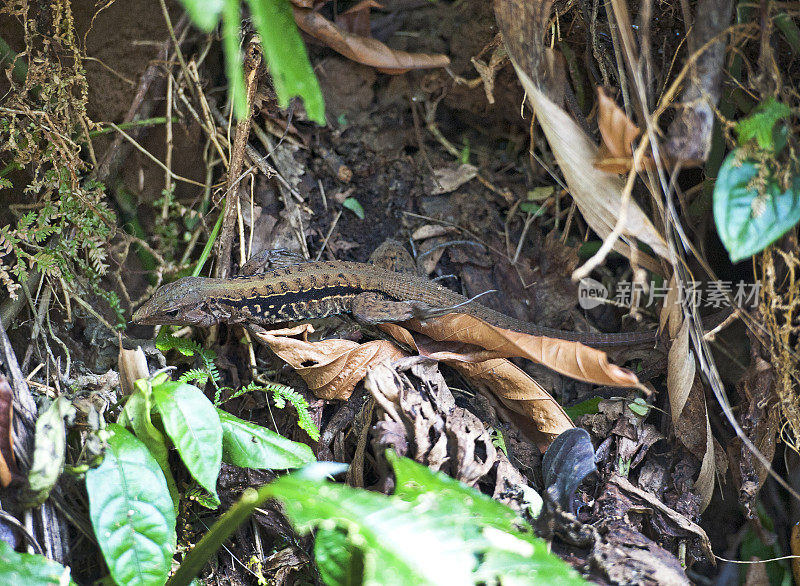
[215, 43, 261, 279]
[162, 73, 174, 219]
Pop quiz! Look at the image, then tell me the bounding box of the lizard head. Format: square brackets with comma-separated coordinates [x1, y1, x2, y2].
[132, 277, 218, 327]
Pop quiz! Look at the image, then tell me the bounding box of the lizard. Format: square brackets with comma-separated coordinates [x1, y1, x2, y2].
[132, 244, 667, 347]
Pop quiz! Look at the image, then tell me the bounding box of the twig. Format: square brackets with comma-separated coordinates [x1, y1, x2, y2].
[216, 42, 261, 278]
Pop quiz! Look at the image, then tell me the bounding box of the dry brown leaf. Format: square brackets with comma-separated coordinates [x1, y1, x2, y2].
[667, 314, 717, 511]
[667, 318, 695, 424]
[494, 0, 670, 269]
[335, 0, 383, 37]
[389, 313, 642, 388]
[380, 323, 573, 449]
[695, 394, 716, 512]
[595, 87, 656, 173]
[251, 324, 406, 399]
[0, 375, 16, 487]
[609, 475, 714, 561]
[118, 346, 150, 397]
[293, 6, 450, 74]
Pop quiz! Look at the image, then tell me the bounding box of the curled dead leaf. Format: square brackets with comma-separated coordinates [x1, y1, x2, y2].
[251, 324, 406, 400]
[595, 87, 656, 173]
[380, 323, 573, 449]
[393, 313, 642, 388]
[293, 6, 450, 74]
[335, 0, 383, 37]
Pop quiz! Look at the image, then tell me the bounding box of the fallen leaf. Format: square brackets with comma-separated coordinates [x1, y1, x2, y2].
[429, 163, 478, 195]
[381, 321, 576, 448]
[667, 318, 695, 424]
[595, 87, 656, 173]
[293, 6, 450, 74]
[335, 0, 383, 37]
[251, 324, 406, 399]
[392, 313, 642, 388]
[0, 375, 17, 487]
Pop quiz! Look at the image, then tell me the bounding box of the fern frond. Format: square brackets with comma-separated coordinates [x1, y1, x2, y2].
[179, 369, 211, 386]
[271, 385, 319, 442]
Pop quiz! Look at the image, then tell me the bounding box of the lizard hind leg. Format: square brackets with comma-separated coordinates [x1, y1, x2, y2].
[350, 292, 438, 325]
[350, 291, 480, 326]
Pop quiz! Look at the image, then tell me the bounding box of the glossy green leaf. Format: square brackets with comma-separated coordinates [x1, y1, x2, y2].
[86, 424, 176, 586]
[0, 540, 76, 586]
[713, 150, 800, 262]
[264, 452, 585, 585]
[176, 0, 225, 32]
[218, 409, 315, 469]
[120, 379, 180, 512]
[0, 539, 75, 586]
[152, 381, 222, 500]
[248, 0, 325, 124]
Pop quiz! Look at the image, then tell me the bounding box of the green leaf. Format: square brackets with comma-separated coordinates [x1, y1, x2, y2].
[86, 423, 176, 586]
[735, 97, 792, 151]
[25, 397, 76, 507]
[247, 0, 326, 124]
[314, 526, 366, 586]
[121, 379, 180, 512]
[218, 409, 315, 469]
[152, 381, 222, 500]
[389, 451, 520, 533]
[564, 397, 602, 419]
[342, 197, 365, 219]
[627, 397, 651, 417]
[713, 150, 800, 262]
[176, 0, 225, 32]
[0, 540, 76, 586]
[264, 453, 585, 585]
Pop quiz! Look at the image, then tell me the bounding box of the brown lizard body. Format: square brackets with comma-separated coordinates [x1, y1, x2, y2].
[132, 259, 660, 347]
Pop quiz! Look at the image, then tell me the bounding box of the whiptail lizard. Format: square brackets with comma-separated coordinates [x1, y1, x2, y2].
[132, 257, 665, 347]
